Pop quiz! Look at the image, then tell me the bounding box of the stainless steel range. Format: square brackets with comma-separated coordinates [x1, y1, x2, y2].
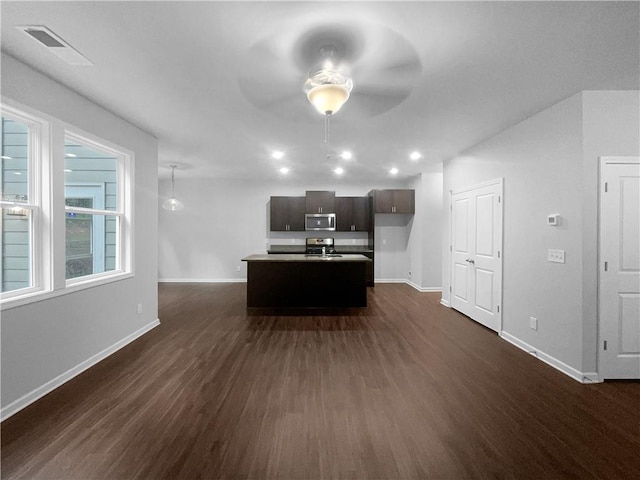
[305, 237, 337, 255]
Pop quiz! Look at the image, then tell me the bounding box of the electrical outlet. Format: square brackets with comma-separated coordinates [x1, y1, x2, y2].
[137, 303, 143, 315]
[236, 265, 241, 272]
[408, 271, 412, 278]
[548, 249, 565, 263]
[382, 238, 387, 245]
[530, 316, 538, 330]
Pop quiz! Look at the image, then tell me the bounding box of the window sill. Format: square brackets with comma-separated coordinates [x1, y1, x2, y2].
[0, 271, 134, 311]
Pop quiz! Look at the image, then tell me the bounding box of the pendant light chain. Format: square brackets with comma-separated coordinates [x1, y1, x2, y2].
[170, 165, 176, 197]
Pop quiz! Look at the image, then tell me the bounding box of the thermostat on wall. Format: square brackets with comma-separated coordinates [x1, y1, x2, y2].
[547, 214, 561, 226]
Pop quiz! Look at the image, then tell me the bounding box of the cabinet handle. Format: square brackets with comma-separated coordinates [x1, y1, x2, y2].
[319, 207, 322, 213]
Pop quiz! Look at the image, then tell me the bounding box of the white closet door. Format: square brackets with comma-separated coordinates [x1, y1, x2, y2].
[451, 179, 503, 332]
[599, 157, 640, 379]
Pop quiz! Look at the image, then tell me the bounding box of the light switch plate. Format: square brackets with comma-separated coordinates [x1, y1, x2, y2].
[548, 249, 565, 263]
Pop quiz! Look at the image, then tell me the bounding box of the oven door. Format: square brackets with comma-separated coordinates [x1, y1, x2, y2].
[305, 213, 336, 231]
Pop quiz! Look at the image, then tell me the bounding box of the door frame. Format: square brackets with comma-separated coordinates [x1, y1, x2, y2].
[597, 156, 640, 379]
[448, 178, 504, 333]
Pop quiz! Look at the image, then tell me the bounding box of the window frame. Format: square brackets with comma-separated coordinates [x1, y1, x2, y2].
[63, 130, 132, 287]
[0, 100, 134, 310]
[0, 104, 50, 301]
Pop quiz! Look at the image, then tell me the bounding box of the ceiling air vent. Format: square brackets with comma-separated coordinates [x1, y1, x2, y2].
[16, 26, 93, 66]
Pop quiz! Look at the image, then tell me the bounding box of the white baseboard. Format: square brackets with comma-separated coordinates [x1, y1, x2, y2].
[159, 278, 246, 283]
[0, 319, 161, 422]
[405, 280, 442, 293]
[500, 331, 601, 384]
[440, 298, 450, 307]
[375, 279, 442, 293]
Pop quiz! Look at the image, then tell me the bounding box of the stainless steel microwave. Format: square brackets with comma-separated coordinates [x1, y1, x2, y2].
[305, 213, 336, 231]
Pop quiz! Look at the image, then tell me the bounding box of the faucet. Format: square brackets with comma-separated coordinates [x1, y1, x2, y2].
[322, 246, 326, 256]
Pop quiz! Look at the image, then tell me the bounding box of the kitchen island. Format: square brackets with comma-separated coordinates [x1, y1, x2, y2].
[241, 254, 371, 308]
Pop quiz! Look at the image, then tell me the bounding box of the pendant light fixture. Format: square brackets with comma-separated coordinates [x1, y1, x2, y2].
[304, 46, 353, 143]
[162, 164, 184, 211]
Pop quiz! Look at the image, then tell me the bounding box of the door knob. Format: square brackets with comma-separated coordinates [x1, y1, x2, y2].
[465, 258, 475, 264]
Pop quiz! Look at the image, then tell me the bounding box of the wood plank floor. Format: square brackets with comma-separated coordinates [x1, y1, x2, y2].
[2, 283, 639, 479]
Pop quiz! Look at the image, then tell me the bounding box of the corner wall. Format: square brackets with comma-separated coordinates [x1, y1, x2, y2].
[443, 93, 585, 373]
[1, 54, 159, 416]
[580, 91, 640, 372]
[442, 90, 639, 379]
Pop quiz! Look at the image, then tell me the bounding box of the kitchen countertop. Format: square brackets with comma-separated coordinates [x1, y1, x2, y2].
[267, 246, 374, 254]
[243, 254, 371, 262]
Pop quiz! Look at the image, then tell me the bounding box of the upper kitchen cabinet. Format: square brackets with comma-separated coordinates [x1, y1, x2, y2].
[270, 196, 306, 231]
[371, 189, 415, 214]
[306, 190, 335, 214]
[335, 196, 371, 231]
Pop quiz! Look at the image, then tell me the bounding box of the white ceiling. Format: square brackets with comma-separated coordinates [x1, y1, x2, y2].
[1, 1, 638, 182]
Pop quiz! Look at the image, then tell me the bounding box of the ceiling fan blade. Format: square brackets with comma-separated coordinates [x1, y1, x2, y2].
[237, 35, 306, 112]
[341, 88, 412, 118]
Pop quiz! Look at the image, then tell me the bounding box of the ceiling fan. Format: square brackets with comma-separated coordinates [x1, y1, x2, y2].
[237, 20, 422, 127]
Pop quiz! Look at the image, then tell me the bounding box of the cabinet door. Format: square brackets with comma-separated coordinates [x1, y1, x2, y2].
[373, 190, 394, 213]
[270, 196, 305, 231]
[352, 196, 371, 230]
[393, 190, 415, 214]
[306, 190, 336, 213]
[373, 190, 415, 213]
[335, 197, 353, 231]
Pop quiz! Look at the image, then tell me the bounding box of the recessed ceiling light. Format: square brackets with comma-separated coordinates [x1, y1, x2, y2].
[389, 167, 399, 175]
[1, 155, 12, 160]
[340, 151, 352, 160]
[272, 151, 284, 160]
[279, 167, 289, 174]
[410, 151, 421, 161]
[334, 167, 344, 175]
[65, 153, 77, 158]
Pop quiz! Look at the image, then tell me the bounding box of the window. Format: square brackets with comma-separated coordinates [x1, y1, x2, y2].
[0, 102, 132, 307]
[0, 108, 44, 298]
[64, 134, 125, 282]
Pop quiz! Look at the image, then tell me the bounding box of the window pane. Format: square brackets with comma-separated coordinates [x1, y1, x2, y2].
[65, 140, 117, 211]
[66, 213, 118, 280]
[1, 207, 31, 293]
[1, 117, 29, 202]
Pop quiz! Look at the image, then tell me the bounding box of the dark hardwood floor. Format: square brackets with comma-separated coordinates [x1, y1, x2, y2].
[2, 283, 639, 479]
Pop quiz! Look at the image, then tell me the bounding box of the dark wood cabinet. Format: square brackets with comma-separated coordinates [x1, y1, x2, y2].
[306, 191, 335, 214]
[270, 196, 306, 231]
[372, 189, 415, 214]
[335, 196, 371, 231]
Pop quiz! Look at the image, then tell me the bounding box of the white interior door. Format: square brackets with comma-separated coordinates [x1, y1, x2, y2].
[599, 157, 640, 379]
[451, 179, 503, 332]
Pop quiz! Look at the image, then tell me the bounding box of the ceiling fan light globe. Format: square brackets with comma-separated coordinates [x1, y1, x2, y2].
[307, 84, 350, 115]
[162, 196, 184, 211]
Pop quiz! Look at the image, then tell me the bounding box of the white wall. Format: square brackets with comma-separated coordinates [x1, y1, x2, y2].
[581, 91, 640, 372]
[159, 179, 418, 281]
[442, 90, 639, 377]
[1, 54, 158, 413]
[407, 170, 443, 290]
[159, 174, 444, 288]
